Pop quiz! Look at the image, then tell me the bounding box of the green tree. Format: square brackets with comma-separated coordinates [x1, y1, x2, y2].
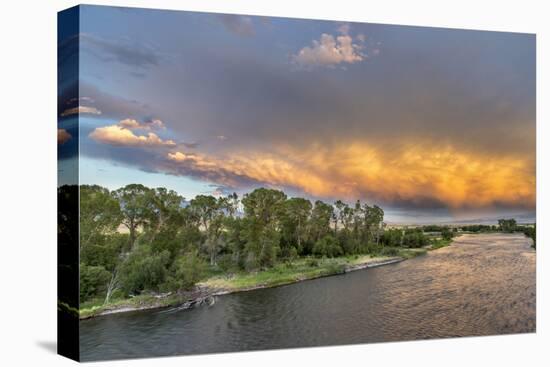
[363, 204, 385, 246]
[441, 227, 454, 240]
[333, 200, 347, 232]
[280, 197, 312, 255]
[190, 195, 230, 265]
[498, 218, 517, 233]
[309, 200, 334, 243]
[113, 184, 155, 248]
[147, 188, 184, 241]
[80, 185, 121, 251]
[241, 188, 287, 268]
[189, 195, 218, 231]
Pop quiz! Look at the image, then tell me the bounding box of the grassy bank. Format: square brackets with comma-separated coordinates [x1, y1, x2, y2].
[80, 254, 400, 318]
[200, 254, 400, 293]
[79, 240, 454, 319]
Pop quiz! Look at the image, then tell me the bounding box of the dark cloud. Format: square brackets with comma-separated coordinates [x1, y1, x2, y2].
[80, 82, 154, 120]
[76, 7, 535, 218]
[377, 195, 449, 211]
[80, 33, 160, 69]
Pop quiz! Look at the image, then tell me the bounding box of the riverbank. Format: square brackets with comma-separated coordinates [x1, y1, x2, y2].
[79, 244, 446, 319]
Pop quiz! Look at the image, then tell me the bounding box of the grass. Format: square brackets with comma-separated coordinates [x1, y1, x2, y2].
[397, 247, 428, 259]
[199, 254, 397, 292]
[429, 237, 453, 250]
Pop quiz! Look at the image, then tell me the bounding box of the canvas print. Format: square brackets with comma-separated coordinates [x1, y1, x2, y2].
[57, 5, 536, 362]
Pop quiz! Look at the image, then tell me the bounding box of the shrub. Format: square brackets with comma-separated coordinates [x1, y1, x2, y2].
[119, 245, 171, 294]
[402, 230, 428, 248]
[380, 229, 403, 247]
[441, 227, 454, 240]
[80, 264, 111, 302]
[313, 235, 343, 258]
[170, 251, 207, 290]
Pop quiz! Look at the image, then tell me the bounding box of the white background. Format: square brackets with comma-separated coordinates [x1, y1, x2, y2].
[0, 0, 548, 365]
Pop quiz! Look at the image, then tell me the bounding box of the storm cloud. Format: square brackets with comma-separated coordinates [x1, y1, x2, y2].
[75, 6, 536, 221]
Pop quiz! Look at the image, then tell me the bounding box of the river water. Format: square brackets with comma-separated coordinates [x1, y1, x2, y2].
[80, 233, 536, 361]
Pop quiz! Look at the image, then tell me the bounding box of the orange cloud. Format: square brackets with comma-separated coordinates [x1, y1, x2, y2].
[165, 141, 535, 211]
[90, 121, 175, 147]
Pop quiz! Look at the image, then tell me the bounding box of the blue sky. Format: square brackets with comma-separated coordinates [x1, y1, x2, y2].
[58, 5, 536, 223]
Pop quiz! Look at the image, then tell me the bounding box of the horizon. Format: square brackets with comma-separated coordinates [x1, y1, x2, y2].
[58, 5, 536, 225]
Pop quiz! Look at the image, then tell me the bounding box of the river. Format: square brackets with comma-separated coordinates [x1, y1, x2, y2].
[80, 233, 536, 361]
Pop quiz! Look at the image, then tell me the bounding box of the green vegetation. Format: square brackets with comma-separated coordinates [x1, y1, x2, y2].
[68, 183, 534, 318]
[498, 218, 517, 233]
[522, 224, 536, 248]
[73, 183, 436, 316]
[459, 224, 498, 233]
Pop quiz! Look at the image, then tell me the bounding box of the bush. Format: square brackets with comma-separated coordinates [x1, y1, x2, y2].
[380, 229, 403, 247]
[119, 245, 171, 294]
[80, 264, 111, 302]
[402, 230, 428, 248]
[313, 235, 343, 258]
[441, 227, 454, 241]
[169, 251, 207, 290]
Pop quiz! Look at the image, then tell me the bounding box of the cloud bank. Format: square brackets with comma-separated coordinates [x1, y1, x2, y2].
[160, 141, 534, 212]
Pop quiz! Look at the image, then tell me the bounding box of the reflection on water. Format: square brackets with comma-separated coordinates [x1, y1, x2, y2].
[80, 233, 535, 361]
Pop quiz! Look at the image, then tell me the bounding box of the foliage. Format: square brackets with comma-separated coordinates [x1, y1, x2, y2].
[460, 224, 496, 232]
[80, 185, 122, 250]
[498, 219, 517, 233]
[167, 251, 208, 290]
[77, 183, 460, 304]
[402, 228, 428, 248]
[381, 228, 403, 247]
[80, 264, 112, 302]
[522, 225, 536, 248]
[441, 227, 454, 240]
[313, 235, 343, 258]
[118, 245, 171, 294]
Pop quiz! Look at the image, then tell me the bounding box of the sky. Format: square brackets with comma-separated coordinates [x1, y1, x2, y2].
[58, 5, 536, 224]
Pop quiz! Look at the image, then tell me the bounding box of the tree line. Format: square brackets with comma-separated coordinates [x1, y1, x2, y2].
[63, 183, 534, 305]
[73, 184, 422, 304]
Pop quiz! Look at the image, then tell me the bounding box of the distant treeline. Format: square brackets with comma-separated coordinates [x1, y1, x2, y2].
[420, 221, 535, 248]
[58, 184, 533, 305]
